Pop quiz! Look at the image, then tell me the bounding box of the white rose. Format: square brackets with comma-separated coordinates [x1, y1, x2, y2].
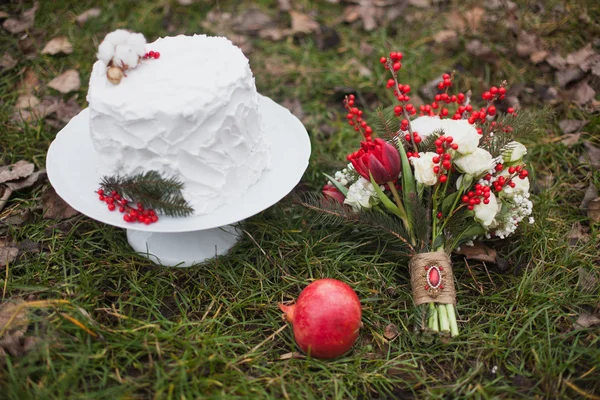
[440, 119, 480, 155]
[502, 141, 527, 162]
[474, 192, 499, 227]
[344, 177, 380, 211]
[409, 116, 444, 138]
[411, 152, 438, 186]
[454, 148, 494, 176]
[498, 170, 530, 198]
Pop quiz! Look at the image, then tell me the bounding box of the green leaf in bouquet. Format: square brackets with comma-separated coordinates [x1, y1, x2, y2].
[442, 192, 461, 215]
[323, 173, 349, 196]
[369, 174, 408, 221]
[454, 224, 486, 248]
[396, 139, 416, 219]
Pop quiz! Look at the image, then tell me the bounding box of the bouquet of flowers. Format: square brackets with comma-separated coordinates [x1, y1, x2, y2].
[309, 51, 544, 337]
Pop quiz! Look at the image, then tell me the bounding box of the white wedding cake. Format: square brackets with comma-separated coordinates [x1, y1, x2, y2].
[87, 34, 270, 216]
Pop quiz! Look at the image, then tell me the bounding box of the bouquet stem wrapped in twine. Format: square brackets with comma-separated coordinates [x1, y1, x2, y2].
[409, 250, 456, 306]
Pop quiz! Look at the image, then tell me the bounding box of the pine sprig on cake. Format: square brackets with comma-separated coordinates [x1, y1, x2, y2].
[99, 171, 194, 219]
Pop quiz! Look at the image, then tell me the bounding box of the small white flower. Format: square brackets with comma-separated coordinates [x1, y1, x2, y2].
[474, 191, 499, 227]
[344, 177, 380, 211]
[502, 141, 527, 163]
[454, 148, 494, 176]
[440, 119, 481, 155]
[529, 217, 535, 224]
[411, 152, 438, 186]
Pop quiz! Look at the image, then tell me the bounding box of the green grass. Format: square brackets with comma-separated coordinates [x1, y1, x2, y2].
[1, 0, 599, 398]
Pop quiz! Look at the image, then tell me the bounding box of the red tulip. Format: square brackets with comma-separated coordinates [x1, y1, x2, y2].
[322, 184, 345, 204]
[347, 138, 401, 184]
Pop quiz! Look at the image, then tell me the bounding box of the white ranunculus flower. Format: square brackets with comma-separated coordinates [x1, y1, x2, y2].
[440, 119, 481, 155]
[502, 141, 527, 162]
[344, 177, 380, 212]
[410, 152, 439, 186]
[454, 148, 494, 176]
[409, 116, 444, 138]
[474, 191, 499, 227]
[498, 170, 530, 198]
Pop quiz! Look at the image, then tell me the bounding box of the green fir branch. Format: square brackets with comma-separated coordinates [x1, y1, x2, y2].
[100, 171, 194, 217]
[372, 106, 400, 140]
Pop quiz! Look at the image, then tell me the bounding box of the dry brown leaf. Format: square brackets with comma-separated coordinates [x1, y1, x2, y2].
[465, 40, 492, 58]
[0, 239, 19, 268]
[577, 268, 599, 294]
[546, 53, 567, 70]
[55, 98, 82, 123]
[343, 6, 361, 23]
[560, 133, 581, 147]
[515, 31, 540, 58]
[409, 0, 430, 7]
[289, 10, 319, 34]
[433, 30, 458, 47]
[566, 44, 595, 65]
[6, 170, 46, 192]
[349, 58, 371, 77]
[581, 142, 600, 170]
[581, 54, 600, 75]
[588, 198, 600, 223]
[383, 323, 399, 340]
[279, 351, 305, 360]
[14, 94, 40, 110]
[20, 68, 40, 93]
[48, 70, 80, 94]
[568, 222, 590, 246]
[455, 242, 497, 263]
[556, 67, 585, 88]
[464, 7, 485, 31]
[530, 50, 548, 64]
[75, 8, 101, 26]
[12, 96, 60, 123]
[0, 11, 9, 18]
[445, 10, 466, 33]
[0, 160, 35, 184]
[580, 183, 598, 211]
[358, 0, 377, 31]
[259, 28, 286, 41]
[234, 9, 272, 34]
[566, 81, 595, 105]
[574, 313, 600, 329]
[2, 2, 38, 34]
[559, 120, 588, 134]
[281, 98, 304, 121]
[278, 0, 291, 11]
[41, 36, 73, 55]
[0, 53, 17, 70]
[42, 187, 79, 221]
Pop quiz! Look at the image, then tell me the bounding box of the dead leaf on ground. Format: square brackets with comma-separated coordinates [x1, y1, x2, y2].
[41, 36, 73, 55]
[574, 313, 600, 329]
[383, 323, 399, 340]
[445, 10, 466, 33]
[12, 96, 60, 123]
[357, 0, 377, 31]
[0, 239, 19, 268]
[560, 133, 581, 147]
[20, 68, 40, 93]
[5, 170, 46, 192]
[278, 0, 291, 11]
[48, 69, 81, 94]
[580, 183, 598, 210]
[464, 7, 485, 32]
[349, 58, 371, 77]
[42, 187, 79, 221]
[580, 142, 600, 170]
[75, 8, 101, 26]
[2, 2, 38, 34]
[0, 160, 35, 184]
[556, 67, 585, 88]
[409, 0, 430, 7]
[577, 268, 599, 294]
[559, 120, 588, 134]
[588, 198, 600, 223]
[234, 9, 273, 34]
[176, 0, 194, 4]
[279, 352, 305, 360]
[568, 222, 590, 246]
[516, 31, 541, 58]
[55, 98, 82, 123]
[18, 35, 37, 59]
[530, 50, 549, 64]
[281, 98, 304, 121]
[0, 187, 12, 214]
[455, 242, 497, 263]
[433, 30, 458, 47]
[567, 81, 595, 105]
[0, 53, 17, 70]
[465, 40, 493, 58]
[314, 25, 341, 51]
[566, 44, 596, 65]
[581, 54, 600, 76]
[546, 53, 567, 70]
[1, 209, 33, 228]
[289, 10, 319, 34]
[14, 94, 40, 110]
[536, 173, 554, 191]
[0, 11, 8, 19]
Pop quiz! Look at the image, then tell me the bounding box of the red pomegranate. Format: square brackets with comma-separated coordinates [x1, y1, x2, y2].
[279, 278, 362, 359]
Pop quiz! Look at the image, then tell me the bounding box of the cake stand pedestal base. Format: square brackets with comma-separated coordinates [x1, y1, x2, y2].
[126, 225, 241, 267]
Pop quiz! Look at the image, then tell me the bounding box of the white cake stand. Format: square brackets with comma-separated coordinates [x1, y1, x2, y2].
[46, 95, 311, 267]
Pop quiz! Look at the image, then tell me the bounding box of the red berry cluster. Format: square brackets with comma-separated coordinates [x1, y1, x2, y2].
[380, 51, 403, 71]
[428, 136, 458, 183]
[344, 95, 373, 141]
[97, 189, 159, 225]
[481, 164, 529, 193]
[461, 184, 493, 210]
[143, 50, 161, 59]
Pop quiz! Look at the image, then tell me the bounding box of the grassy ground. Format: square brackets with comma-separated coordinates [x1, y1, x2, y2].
[1, 0, 599, 398]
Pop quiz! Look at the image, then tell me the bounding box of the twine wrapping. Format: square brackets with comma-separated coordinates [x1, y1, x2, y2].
[409, 250, 456, 306]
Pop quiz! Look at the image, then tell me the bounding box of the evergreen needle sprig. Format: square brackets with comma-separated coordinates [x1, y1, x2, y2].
[100, 171, 194, 217]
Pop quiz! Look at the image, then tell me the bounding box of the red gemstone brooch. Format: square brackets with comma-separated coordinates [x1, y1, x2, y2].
[423, 264, 444, 296]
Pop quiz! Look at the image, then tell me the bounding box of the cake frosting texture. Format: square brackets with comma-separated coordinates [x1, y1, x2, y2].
[87, 34, 270, 215]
